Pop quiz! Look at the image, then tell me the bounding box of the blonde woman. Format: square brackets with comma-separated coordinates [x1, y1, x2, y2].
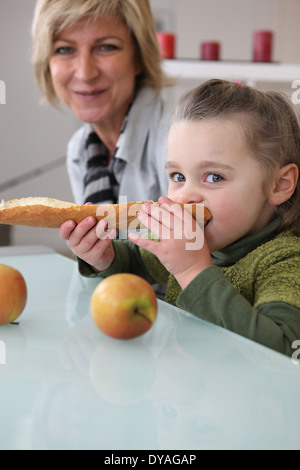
[32, 0, 173, 208]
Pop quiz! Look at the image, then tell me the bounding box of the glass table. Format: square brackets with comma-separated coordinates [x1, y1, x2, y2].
[0, 248, 299, 450]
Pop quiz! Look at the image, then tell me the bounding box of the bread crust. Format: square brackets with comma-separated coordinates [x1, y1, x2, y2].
[0, 197, 211, 229]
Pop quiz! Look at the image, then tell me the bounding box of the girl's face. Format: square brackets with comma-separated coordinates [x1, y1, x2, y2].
[166, 119, 275, 252]
[49, 15, 141, 132]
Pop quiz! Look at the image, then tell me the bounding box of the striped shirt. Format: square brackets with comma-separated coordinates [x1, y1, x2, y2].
[66, 86, 171, 206]
[83, 109, 129, 205]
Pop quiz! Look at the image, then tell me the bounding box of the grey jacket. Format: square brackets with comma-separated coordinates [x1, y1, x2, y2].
[66, 86, 172, 204]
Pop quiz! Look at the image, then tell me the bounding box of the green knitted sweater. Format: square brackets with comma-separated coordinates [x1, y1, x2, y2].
[140, 229, 300, 310]
[79, 219, 300, 355]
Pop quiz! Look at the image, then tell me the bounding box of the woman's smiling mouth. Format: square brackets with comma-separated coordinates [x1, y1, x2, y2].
[74, 89, 106, 100]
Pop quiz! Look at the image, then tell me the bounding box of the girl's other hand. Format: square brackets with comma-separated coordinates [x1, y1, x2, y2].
[59, 217, 116, 273]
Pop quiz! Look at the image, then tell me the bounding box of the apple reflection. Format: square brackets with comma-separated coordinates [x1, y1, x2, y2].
[89, 337, 156, 405]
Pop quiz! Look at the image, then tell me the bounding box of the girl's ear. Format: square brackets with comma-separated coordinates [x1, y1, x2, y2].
[268, 163, 299, 206]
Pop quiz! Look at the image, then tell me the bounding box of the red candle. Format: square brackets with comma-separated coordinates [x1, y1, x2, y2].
[253, 31, 273, 62]
[157, 32, 176, 59]
[201, 42, 220, 61]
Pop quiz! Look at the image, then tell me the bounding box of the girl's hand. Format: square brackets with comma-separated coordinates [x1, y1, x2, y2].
[59, 216, 116, 273]
[128, 196, 212, 289]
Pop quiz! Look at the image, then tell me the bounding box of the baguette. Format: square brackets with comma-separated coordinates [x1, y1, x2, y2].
[0, 197, 211, 230]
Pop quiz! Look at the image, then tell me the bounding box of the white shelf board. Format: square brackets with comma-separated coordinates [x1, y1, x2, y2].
[163, 59, 300, 84]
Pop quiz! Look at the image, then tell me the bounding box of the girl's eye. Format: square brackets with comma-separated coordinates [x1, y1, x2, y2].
[206, 173, 224, 183]
[170, 172, 186, 183]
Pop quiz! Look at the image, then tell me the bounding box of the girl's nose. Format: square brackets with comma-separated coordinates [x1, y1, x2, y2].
[177, 183, 204, 205]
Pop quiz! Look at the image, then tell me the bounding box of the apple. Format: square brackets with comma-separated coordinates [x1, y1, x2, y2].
[0, 264, 27, 325]
[90, 273, 157, 339]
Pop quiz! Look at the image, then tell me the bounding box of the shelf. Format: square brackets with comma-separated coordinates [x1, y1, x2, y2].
[163, 59, 300, 85]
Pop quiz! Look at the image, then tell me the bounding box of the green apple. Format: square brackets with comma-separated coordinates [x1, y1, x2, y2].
[90, 273, 157, 339]
[0, 264, 27, 325]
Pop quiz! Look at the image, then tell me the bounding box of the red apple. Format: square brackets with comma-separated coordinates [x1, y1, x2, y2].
[90, 273, 157, 339]
[0, 264, 27, 325]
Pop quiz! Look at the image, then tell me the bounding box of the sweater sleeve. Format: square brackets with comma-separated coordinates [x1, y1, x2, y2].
[78, 239, 156, 285]
[177, 265, 300, 357]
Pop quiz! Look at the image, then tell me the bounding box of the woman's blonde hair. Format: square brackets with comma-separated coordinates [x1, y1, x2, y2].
[172, 79, 300, 235]
[32, 0, 171, 106]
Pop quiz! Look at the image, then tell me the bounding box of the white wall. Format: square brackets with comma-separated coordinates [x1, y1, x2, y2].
[0, 0, 80, 254]
[150, 0, 300, 63]
[1, 0, 300, 254]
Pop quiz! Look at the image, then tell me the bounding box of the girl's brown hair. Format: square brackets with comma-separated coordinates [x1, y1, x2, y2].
[172, 79, 300, 235]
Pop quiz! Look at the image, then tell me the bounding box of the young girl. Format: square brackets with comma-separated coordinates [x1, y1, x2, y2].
[59, 79, 300, 357]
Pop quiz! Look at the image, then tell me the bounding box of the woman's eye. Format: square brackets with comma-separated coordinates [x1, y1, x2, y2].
[206, 173, 224, 183]
[170, 172, 186, 183]
[54, 46, 74, 55]
[97, 44, 119, 53]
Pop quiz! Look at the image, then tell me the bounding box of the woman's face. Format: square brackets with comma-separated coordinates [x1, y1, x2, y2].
[49, 15, 141, 132]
